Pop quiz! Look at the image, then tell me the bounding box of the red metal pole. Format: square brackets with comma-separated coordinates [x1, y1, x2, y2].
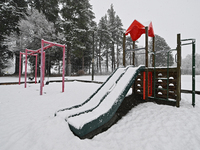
[35, 55, 37, 84]
[62, 45, 65, 92]
[40, 40, 44, 95]
[43, 52, 45, 87]
[25, 49, 28, 88]
[26, 44, 53, 56]
[43, 40, 65, 48]
[19, 52, 22, 85]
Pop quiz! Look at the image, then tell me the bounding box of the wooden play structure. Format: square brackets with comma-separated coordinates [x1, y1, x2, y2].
[123, 20, 196, 107]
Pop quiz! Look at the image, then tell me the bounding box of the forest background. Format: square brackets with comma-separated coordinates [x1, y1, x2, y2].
[0, 0, 199, 76]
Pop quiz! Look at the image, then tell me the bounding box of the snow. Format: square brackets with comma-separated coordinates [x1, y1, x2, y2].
[0, 75, 200, 150]
[67, 66, 140, 129]
[56, 67, 126, 119]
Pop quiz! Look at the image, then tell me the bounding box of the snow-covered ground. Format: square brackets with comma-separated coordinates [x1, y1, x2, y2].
[0, 75, 200, 150]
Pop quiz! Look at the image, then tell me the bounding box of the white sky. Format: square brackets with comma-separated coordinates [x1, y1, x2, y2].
[90, 0, 200, 58]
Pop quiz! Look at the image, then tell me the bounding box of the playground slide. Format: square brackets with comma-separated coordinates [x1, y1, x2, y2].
[55, 66, 132, 118]
[66, 65, 145, 138]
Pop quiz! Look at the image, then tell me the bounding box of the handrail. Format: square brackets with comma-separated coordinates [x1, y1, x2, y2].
[126, 47, 145, 52]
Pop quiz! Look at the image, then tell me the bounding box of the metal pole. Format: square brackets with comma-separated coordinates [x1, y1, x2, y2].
[40, 39, 44, 95]
[25, 49, 28, 88]
[43, 52, 45, 87]
[35, 55, 37, 84]
[192, 40, 195, 107]
[62, 45, 66, 92]
[176, 34, 181, 107]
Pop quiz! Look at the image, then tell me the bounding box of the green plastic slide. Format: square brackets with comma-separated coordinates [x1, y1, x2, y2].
[67, 65, 145, 138]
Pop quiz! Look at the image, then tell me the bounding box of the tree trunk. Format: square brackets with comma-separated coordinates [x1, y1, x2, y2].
[58, 61, 61, 75]
[82, 49, 84, 70]
[99, 34, 102, 74]
[111, 42, 115, 71]
[116, 38, 119, 67]
[96, 42, 99, 73]
[106, 44, 109, 72]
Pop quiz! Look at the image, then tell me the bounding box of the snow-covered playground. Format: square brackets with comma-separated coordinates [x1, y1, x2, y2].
[0, 75, 200, 150]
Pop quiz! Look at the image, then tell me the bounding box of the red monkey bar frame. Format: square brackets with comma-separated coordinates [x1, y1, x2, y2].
[40, 39, 65, 95]
[19, 39, 65, 95]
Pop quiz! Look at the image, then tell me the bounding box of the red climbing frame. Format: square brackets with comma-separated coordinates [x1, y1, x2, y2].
[19, 39, 65, 95]
[40, 39, 65, 95]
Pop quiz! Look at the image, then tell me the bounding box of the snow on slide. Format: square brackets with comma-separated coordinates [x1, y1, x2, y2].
[55, 66, 132, 118]
[67, 65, 145, 138]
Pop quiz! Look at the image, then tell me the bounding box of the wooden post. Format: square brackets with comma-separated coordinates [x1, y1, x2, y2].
[152, 36, 155, 98]
[145, 27, 148, 101]
[176, 34, 181, 107]
[132, 41, 135, 66]
[132, 41, 135, 95]
[123, 33, 126, 67]
[152, 36, 155, 67]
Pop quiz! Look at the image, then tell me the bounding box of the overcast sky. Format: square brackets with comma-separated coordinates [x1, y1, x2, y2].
[90, 0, 200, 58]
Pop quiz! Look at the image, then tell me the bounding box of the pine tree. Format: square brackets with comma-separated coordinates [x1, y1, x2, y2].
[115, 15, 123, 67]
[5, 9, 60, 75]
[107, 4, 116, 71]
[182, 53, 200, 75]
[58, 0, 95, 75]
[0, 0, 27, 75]
[97, 4, 124, 72]
[27, 0, 59, 23]
[97, 16, 110, 74]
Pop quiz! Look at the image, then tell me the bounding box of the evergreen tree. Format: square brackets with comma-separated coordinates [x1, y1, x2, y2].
[115, 15, 123, 67]
[5, 9, 61, 75]
[97, 15, 110, 74]
[58, 0, 95, 75]
[182, 53, 200, 75]
[97, 4, 124, 72]
[149, 34, 174, 67]
[27, 0, 59, 23]
[125, 36, 139, 66]
[107, 4, 116, 71]
[0, 0, 27, 75]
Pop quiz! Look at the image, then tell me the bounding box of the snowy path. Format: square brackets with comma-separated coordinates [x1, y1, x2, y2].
[0, 76, 200, 150]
